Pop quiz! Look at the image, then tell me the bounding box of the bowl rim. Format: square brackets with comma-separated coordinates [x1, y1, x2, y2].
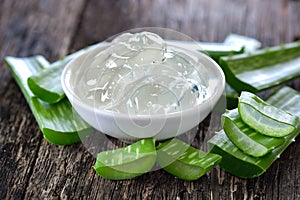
[61, 42, 226, 120]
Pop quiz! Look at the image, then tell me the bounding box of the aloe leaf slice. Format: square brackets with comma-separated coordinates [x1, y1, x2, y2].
[93, 138, 156, 180]
[27, 42, 108, 103]
[238, 91, 299, 137]
[222, 109, 284, 157]
[156, 138, 221, 180]
[5, 56, 93, 145]
[208, 87, 300, 178]
[27, 58, 69, 103]
[219, 41, 300, 93]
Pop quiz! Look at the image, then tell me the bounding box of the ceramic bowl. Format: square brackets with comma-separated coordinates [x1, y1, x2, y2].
[61, 43, 225, 140]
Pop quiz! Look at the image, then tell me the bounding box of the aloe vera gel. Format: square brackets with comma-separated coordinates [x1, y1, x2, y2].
[75, 32, 210, 115]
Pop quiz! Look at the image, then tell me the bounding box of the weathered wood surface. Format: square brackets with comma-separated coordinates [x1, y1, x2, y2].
[1, 0, 300, 199]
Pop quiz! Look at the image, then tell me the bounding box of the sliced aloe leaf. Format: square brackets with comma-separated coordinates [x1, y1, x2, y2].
[93, 138, 156, 180]
[5, 56, 93, 145]
[156, 138, 221, 181]
[27, 58, 69, 103]
[222, 34, 260, 109]
[27, 42, 108, 103]
[238, 91, 299, 137]
[208, 87, 300, 178]
[219, 41, 300, 93]
[222, 109, 284, 157]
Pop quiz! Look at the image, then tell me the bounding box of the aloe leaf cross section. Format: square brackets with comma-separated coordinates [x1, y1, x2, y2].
[208, 87, 300, 178]
[238, 91, 299, 137]
[222, 109, 285, 157]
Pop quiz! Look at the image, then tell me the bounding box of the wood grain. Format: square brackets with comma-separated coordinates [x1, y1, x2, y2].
[0, 0, 86, 199]
[1, 0, 300, 199]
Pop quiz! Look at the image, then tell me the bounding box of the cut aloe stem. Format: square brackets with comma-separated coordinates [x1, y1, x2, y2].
[5, 56, 93, 145]
[208, 87, 300, 178]
[93, 138, 156, 180]
[27, 58, 70, 103]
[219, 41, 300, 93]
[222, 109, 284, 157]
[27, 42, 108, 103]
[238, 91, 299, 137]
[156, 138, 222, 181]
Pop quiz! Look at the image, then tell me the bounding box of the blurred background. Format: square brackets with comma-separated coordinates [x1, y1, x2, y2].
[1, 0, 300, 61]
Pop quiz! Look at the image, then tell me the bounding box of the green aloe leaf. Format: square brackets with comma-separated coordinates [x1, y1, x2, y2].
[222, 109, 284, 157]
[5, 56, 93, 145]
[93, 138, 156, 180]
[238, 91, 299, 137]
[208, 86, 300, 178]
[27, 42, 108, 103]
[219, 41, 300, 93]
[156, 138, 222, 180]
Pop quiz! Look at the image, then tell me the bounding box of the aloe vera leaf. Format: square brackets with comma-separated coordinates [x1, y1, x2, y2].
[5, 56, 93, 145]
[222, 109, 284, 157]
[219, 41, 300, 93]
[208, 87, 300, 178]
[204, 46, 244, 62]
[27, 42, 108, 103]
[238, 91, 299, 137]
[156, 138, 221, 180]
[27, 59, 69, 103]
[222, 35, 261, 109]
[93, 138, 156, 180]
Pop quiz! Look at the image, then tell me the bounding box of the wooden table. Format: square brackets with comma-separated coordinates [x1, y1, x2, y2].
[1, 0, 300, 199]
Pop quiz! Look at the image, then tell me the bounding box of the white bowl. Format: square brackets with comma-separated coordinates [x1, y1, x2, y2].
[61, 43, 225, 141]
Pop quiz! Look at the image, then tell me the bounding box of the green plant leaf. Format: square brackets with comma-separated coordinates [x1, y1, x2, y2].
[93, 138, 156, 180]
[27, 42, 108, 103]
[5, 56, 93, 145]
[222, 109, 284, 157]
[238, 91, 299, 137]
[208, 87, 300, 178]
[156, 138, 222, 180]
[219, 42, 300, 93]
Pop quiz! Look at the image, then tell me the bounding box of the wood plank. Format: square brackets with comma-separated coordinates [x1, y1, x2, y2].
[1, 0, 300, 199]
[28, 0, 299, 200]
[0, 0, 85, 199]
